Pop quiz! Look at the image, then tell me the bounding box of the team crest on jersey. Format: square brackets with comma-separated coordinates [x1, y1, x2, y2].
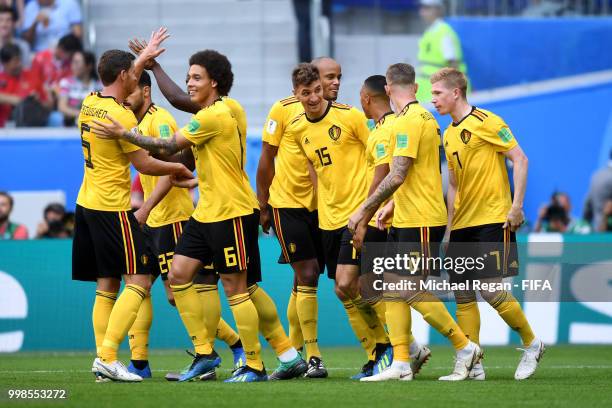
[289, 243, 297, 254]
[328, 125, 342, 142]
[141, 254, 149, 265]
[460, 129, 471, 144]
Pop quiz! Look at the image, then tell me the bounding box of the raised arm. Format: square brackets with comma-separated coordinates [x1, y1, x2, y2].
[129, 38, 199, 114]
[132, 28, 170, 86]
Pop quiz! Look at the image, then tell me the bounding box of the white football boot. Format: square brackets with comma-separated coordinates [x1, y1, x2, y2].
[409, 344, 431, 376]
[514, 338, 545, 380]
[360, 363, 413, 382]
[468, 361, 486, 380]
[93, 358, 143, 382]
[439, 341, 483, 381]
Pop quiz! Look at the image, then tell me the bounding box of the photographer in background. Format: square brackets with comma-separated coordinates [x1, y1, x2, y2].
[534, 191, 591, 234]
[36, 202, 73, 238]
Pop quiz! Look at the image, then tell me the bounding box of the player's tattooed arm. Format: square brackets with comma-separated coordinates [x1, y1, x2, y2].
[362, 156, 411, 212]
[120, 129, 181, 157]
[348, 156, 411, 234]
[91, 115, 189, 157]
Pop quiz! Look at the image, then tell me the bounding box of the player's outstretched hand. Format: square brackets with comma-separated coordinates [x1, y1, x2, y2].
[140, 27, 169, 61]
[504, 205, 525, 232]
[90, 115, 128, 139]
[129, 38, 156, 70]
[129, 38, 147, 55]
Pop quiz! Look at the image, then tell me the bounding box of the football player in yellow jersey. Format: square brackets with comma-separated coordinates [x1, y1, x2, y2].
[348, 63, 482, 382]
[286, 63, 391, 379]
[92, 49, 305, 383]
[431, 67, 543, 381]
[121, 71, 246, 380]
[72, 29, 196, 383]
[255, 57, 342, 379]
[354, 74, 430, 378]
[127, 40, 310, 381]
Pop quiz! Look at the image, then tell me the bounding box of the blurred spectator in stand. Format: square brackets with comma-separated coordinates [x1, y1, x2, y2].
[0, 191, 28, 239]
[535, 191, 591, 234]
[0, 4, 30, 69]
[0, 43, 51, 127]
[36, 202, 72, 238]
[21, 0, 81, 53]
[416, 0, 468, 103]
[131, 174, 144, 210]
[584, 149, 612, 230]
[292, 0, 333, 62]
[57, 50, 100, 126]
[0, 1, 24, 29]
[600, 198, 612, 232]
[31, 33, 81, 93]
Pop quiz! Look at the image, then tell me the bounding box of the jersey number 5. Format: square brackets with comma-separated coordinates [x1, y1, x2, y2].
[80, 123, 94, 169]
[315, 147, 332, 167]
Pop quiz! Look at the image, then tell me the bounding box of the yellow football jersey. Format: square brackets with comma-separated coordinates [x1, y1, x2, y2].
[179, 99, 257, 223]
[222, 96, 247, 142]
[137, 104, 194, 227]
[262, 96, 316, 211]
[290, 102, 370, 230]
[444, 107, 518, 230]
[390, 101, 447, 228]
[366, 112, 394, 228]
[76, 92, 139, 211]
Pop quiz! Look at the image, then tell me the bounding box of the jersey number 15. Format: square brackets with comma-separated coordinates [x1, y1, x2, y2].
[315, 147, 332, 167]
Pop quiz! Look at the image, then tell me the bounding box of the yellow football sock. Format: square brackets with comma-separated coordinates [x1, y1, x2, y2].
[171, 282, 212, 355]
[342, 299, 376, 360]
[456, 301, 480, 345]
[194, 283, 221, 346]
[249, 285, 292, 356]
[296, 285, 321, 359]
[92, 290, 116, 355]
[287, 289, 304, 350]
[128, 294, 152, 361]
[490, 291, 535, 346]
[99, 284, 146, 362]
[369, 297, 388, 328]
[353, 295, 389, 345]
[384, 300, 411, 363]
[228, 293, 263, 371]
[410, 291, 469, 350]
[216, 318, 240, 347]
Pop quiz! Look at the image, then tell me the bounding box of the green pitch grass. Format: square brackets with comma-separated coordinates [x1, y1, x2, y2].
[1, 346, 611, 407]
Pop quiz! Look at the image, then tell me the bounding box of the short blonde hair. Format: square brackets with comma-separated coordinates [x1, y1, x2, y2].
[430, 68, 467, 98]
